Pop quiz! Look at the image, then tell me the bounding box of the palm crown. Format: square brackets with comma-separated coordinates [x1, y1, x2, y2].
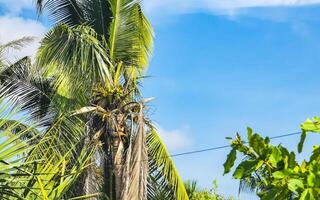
[0, 0, 189, 199]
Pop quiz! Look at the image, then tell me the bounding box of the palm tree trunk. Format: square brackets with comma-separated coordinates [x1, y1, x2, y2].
[83, 119, 99, 199]
[120, 131, 133, 200]
[102, 136, 125, 200]
[113, 137, 124, 199]
[103, 131, 114, 200]
[83, 165, 96, 199]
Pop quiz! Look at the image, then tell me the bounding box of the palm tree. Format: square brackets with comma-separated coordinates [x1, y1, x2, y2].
[0, 100, 98, 199]
[0, 0, 189, 199]
[0, 39, 99, 199]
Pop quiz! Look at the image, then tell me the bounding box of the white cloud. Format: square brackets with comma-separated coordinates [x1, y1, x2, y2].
[1, 0, 319, 18]
[0, 1, 46, 62]
[0, 15, 47, 62]
[143, 0, 320, 17]
[157, 125, 193, 152]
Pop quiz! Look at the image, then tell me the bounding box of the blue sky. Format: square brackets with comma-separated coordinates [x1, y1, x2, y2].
[2, 0, 320, 199]
[143, 7, 320, 198]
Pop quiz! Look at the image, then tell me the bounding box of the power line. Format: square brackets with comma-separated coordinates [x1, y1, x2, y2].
[169, 131, 302, 158]
[170, 145, 231, 158]
[114, 131, 302, 166]
[269, 131, 301, 140]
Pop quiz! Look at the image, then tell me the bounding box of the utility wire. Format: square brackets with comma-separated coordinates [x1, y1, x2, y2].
[170, 145, 231, 158]
[268, 131, 302, 140]
[169, 131, 302, 158]
[114, 131, 302, 166]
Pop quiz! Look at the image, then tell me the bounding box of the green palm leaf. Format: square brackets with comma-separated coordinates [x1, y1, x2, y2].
[0, 102, 41, 199]
[108, 0, 153, 68]
[37, 0, 153, 70]
[147, 129, 189, 200]
[82, 0, 112, 38]
[36, 0, 84, 26]
[0, 57, 54, 125]
[0, 104, 98, 199]
[36, 24, 115, 110]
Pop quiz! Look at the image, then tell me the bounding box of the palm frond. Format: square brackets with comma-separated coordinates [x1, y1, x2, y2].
[0, 37, 34, 68]
[36, 0, 84, 26]
[0, 56, 87, 130]
[27, 114, 86, 163]
[37, 24, 114, 96]
[13, 113, 98, 199]
[147, 129, 189, 200]
[82, 0, 113, 39]
[147, 167, 174, 200]
[37, 0, 153, 69]
[0, 37, 34, 52]
[108, 0, 154, 68]
[21, 142, 97, 200]
[184, 180, 198, 199]
[0, 56, 31, 78]
[0, 57, 56, 126]
[0, 101, 42, 199]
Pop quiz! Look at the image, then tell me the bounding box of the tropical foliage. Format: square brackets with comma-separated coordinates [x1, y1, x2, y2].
[0, 37, 34, 68]
[223, 121, 320, 200]
[0, 39, 97, 200]
[185, 180, 234, 200]
[0, 100, 96, 199]
[0, 0, 188, 199]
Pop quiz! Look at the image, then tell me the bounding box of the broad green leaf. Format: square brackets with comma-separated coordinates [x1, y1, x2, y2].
[310, 146, 320, 161]
[249, 133, 266, 156]
[301, 161, 307, 173]
[269, 147, 282, 167]
[288, 152, 296, 168]
[223, 148, 237, 175]
[299, 117, 320, 153]
[298, 131, 307, 153]
[288, 178, 304, 192]
[227, 126, 320, 199]
[293, 166, 300, 174]
[272, 171, 285, 179]
[300, 189, 315, 200]
[255, 160, 264, 170]
[261, 188, 279, 200]
[233, 160, 257, 179]
[301, 117, 320, 132]
[300, 189, 309, 200]
[307, 173, 316, 187]
[247, 127, 253, 139]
